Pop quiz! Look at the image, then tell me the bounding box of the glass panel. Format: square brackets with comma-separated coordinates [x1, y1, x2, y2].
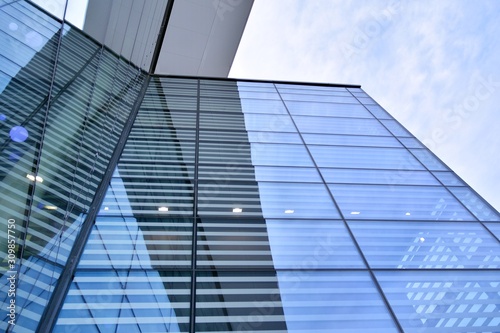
[410, 149, 449, 171]
[79, 217, 193, 269]
[280, 93, 358, 104]
[349, 221, 500, 268]
[267, 220, 365, 268]
[277, 271, 399, 332]
[302, 133, 402, 147]
[244, 113, 296, 132]
[357, 97, 377, 105]
[198, 181, 263, 217]
[100, 176, 194, 217]
[376, 270, 500, 332]
[238, 90, 281, 100]
[275, 83, 348, 93]
[399, 137, 424, 148]
[309, 146, 425, 170]
[199, 165, 258, 182]
[251, 143, 314, 167]
[484, 223, 500, 238]
[364, 104, 392, 119]
[247, 131, 302, 144]
[380, 119, 412, 137]
[255, 166, 322, 182]
[329, 184, 477, 221]
[293, 115, 391, 136]
[322, 168, 440, 185]
[284, 100, 374, 118]
[197, 218, 274, 268]
[195, 271, 288, 332]
[432, 171, 466, 186]
[258, 182, 341, 218]
[55, 270, 191, 333]
[240, 98, 288, 114]
[448, 187, 500, 221]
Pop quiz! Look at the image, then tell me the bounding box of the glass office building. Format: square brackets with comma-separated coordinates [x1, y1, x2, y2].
[1, 1, 499, 333]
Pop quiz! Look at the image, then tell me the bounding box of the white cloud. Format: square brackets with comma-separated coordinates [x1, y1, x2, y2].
[231, 0, 500, 211]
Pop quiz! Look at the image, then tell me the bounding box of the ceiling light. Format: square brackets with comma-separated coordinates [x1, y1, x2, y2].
[233, 208, 242, 213]
[26, 174, 43, 183]
[419, 237, 425, 242]
[103, 207, 109, 211]
[44, 205, 57, 210]
[350, 211, 361, 215]
[284, 209, 294, 214]
[158, 207, 169, 212]
[405, 212, 411, 216]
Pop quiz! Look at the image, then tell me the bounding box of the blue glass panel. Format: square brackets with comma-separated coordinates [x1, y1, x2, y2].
[258, 182, 341, 218]
[237, 90, 281, 99]
[240, 98, 288, 114]
[399, 137, 424, 148]
[349, 221, 500, 268]
[309, 146, 425, 170]
[410, 149, 449, 171]
[278, 88, 351, 96]
[280, 93, 358, 104]
[380, 119, 412, 137]
[255, 166, 322, 182]
[484, 223, 500, 238]
[195, 271, 287, 332]
[251, 143, 314, 167]
[197, 218, 274, 268]
[244, 113, 297, 132]
[432, 171, 466, 186]
[80, 217, 192, 269]
[364, 104, 392, 119]
[322, 168, 440, 185]
[277, 271, 399, 332]
[448, 187, 500, 221]
[55, 270, 190, 333]
[247, 131, 303, 144]
[303, 133, 402, 147]
[237, 81, 276, 91]
[375, 270, 500, 332]
[329, 184, 477, 220]
[293, 116, 391, 136]
[267, 220, 364, 268]
[284, 100, 374, 118]
[357, 97, 377, 105]
[275, 83, 348, 93]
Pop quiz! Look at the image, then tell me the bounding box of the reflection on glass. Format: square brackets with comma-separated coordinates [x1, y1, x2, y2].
[258, 182, 341, 218]
[267, 220, 364, 268]
[277, 271, 399, 332]
[330, 184, 476, 220]
[349, 221, 500, 268]
[376, 270, 500, 332]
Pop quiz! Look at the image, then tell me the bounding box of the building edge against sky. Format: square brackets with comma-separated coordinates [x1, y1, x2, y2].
[0, 1, 499, 333]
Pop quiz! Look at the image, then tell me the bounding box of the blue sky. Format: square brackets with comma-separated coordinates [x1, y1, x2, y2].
[230, 0, 500, 212]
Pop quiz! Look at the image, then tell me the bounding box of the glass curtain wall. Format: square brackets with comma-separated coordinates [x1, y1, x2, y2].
[54, 77, 500, 332]
[0, 1, 146, 332]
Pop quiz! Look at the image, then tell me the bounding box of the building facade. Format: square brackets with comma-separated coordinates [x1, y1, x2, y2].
[1, 1, 499, 333]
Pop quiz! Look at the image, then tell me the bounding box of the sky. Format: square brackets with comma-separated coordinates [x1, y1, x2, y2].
[230, 0, 500, 212]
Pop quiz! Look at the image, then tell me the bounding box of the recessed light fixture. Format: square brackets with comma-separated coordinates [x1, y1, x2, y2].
[284, 209, 294, 214]
[26, 174, 43, 183]
[405, 212, 411, 216]
[158, 207, 169, 212]
[419, 237, 425, 242]
[103, 206, 109, 211]
[233, 208, 242, 213]
[44, 205, 57, 210]
[350, 211, 361, 215]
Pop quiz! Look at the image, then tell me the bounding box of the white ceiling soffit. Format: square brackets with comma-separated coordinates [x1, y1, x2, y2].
[83, 0, 168, 71]
[154, 0, 254, 77]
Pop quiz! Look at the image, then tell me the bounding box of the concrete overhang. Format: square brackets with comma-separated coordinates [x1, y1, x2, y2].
[82, 0, 253, 77]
